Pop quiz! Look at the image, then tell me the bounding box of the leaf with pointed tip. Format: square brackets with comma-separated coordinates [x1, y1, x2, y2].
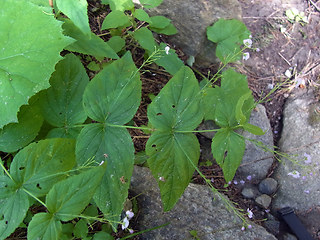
[243, 122, 265, 135]
[39, 54, 89, 128]
[56, 0, 91, 36]
[46, 164, 106, 222]
[102, 11, 131, 30]
[133, 9, 152, 23]
[0, 0, 73, 128]
[133, 27, 156, 53]
[155, 43, 184, 75]
[146, 66, 203, 210]
[83, 52, 141, 124]
[139, 0, 163, 8]
[211, 128, 245, 182]
[28, 212, 62, 240]
[101, 0, 134, 11]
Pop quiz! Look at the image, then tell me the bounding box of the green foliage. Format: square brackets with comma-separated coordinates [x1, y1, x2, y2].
[207, 19, 250, 63]
[0, 0, 264, 237]
[0, 0, 73, 128]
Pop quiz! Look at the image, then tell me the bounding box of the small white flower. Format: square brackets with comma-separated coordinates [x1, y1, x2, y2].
[246, 175, 252, 181]
[288, 170, 300, 178]
[304, 153, 312, 164]
[243, 52, 250, 61]
[241, 226, 245, 231]
[295, 78, 305, 88]
[99, 160, 105, 166]
[243, 39, 253, 48]
[240, 180, 245, 184]
[267, 83, 274, 89]
[248, 224, 252, 229]
[285, 69, 292, 78]
[129, 229, 134, 234]
[256, 48, 260, 52]
[165, 46, 170, 55]
[249, 35, 252, 39]
[126, 210, 134, 220]
[247, 208, 253, 219]
[159, 176, 165, 182]
[233, 180, 238, 185]
[210, 178, 214, 183]
[121, 217, 129, 230]
[304, 190, 310, 194]
[132, 0, 141, 4]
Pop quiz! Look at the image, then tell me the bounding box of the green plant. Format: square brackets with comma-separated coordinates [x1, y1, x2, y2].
[0, 0, 263, 239]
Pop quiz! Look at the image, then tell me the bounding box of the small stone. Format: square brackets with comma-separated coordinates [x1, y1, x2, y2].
[259, 178, 278, 195]
[255, 194, 272, 209]
[241, 187, 256, 199]
[282, 233, 298, 240]
[263, 220, 280, 236]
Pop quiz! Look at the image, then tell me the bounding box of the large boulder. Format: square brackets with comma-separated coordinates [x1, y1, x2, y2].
[139, 0, 242, 66]
[131, 166, 277, 240]
[272, 89, 320, 237]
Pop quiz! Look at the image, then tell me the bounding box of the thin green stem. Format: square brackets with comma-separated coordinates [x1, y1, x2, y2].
[107, 123, 153, 131]
[23, 188, 48, 209]
[0, 158, 13, 181]
[175, 129, 219, 133]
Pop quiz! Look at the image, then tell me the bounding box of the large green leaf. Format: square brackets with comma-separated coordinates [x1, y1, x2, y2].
[146, 132, 200, 211]
[139, 0, 163, 8]
[207, 19, 250, 63]
[0, 178, 29, 239]
[76, 124, 134, 226]
[39, 54, 89, 128]
[0, 103, 43, 153]
[133, 9, 152, 23]
[155, 43, 184, 75]
[0, 0, 73, 128]
[83, 52, 141, 124]
[46, 164, 106, 221]
[203, 69, 254, 127]
[63, 19, 119, 59]
[147, 66, 202, 210]
[133, 27, 156, 53]
[10, 138, 76, 197]
[46, 127, 82, 139]
[211, 128, 245, 182]
[55, 0, 91, 36]
[101, 0, 134, 11]
[102, 11, 131, 30]
[28, 212, 62, 240]
[148, 66, 203, 131]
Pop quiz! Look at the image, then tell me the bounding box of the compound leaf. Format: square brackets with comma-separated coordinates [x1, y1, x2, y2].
[146, 132, 199, 211]
[0, 0, 73, 128]
[0, 178, 29, 240]
[46, 164, 106, 222]
[211, 128, 245, 182]
[133, 27, 156, 53]
[102, 11, 131, 30]
[0, 103, 43, 153]
[207, 19, 250, 63]
[76, 124, 134, 227]
[10, 138, 76, 197]
[28, 212, 62, 240]
[83, 52, 141, 124]
[148, 66, 202, 131]
[56, 0, 91, 36]
[39, 54, 89, 128]
[63, 19, 119, 59]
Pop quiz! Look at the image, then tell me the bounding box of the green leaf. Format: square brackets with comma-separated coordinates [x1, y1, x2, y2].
[203, 69, 254, 127]
[148, 66, 202, 131]
[73, 219, 88, 239]
[75, 124, 134, 227]
[61, 223, 74, 240]
[93, 232, 114, 240]
[63, 19, 119, 59]
[207, 19, 250, 63]
[139, 0, 163, 8]
[133, 9, 152, 23]
[0, 0, 73, 128]
[46, 127, 82, 139]
[56, 0, 91, 36]
[235, 91, 252, 125]
[155, 43, 184, 75]
[10, 139, 76, 197]
[87, 61, 101, 72]
[243, 122, 265, 135]
[107, 36, 125, 53]
[149, 23, 177, 35]
[39, 54, 89, 128]
[133, 27, 156, 53]
[211, 128, 245, 182]
[102, 0, 134, 11]
[83, 52, 141, 124]
[0, 183, 29, 240]
[102, 11, 131, 30]
[147, 66, 203, 210]
[46, 164, 106, 221]
[149, 16, 171, 29]
[27, 212, 62, 240]
[146, 132, 199, 211]
[0, 103, 43, 153]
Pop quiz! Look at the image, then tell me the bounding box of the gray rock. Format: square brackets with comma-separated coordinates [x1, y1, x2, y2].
[139, 0, 242, 67]
[198, 120, 219, 139]
[255, 194, 272, 209]
[263, 220, 280, 236]
[282, 232, 298, 240]
[272, 90, 320, 235]
[235, 104, 274, 182]
[258, 178, 278, 195]
[131, 166, 277, 240]
[241, 186, 259, 199]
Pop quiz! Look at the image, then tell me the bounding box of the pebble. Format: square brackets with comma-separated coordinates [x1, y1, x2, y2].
[255, 194, 272, 209]
[282, 233, 298, 240]
[241, 186, 256, 199]
[259, 178, 278, 195]
[263, 220, 280, 236]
